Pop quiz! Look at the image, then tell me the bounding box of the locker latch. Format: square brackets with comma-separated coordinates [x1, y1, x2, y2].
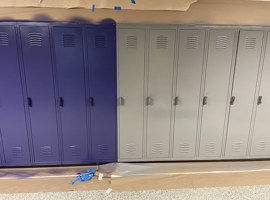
[174, 96, 180, 106]
[118, 97, 125, 106]
[146, 97, 154, 106]
[257, 96, 262, 105]
[230, 96, 236, 105]
[203, 96, 208, 105]
[27, 97, 32, 107]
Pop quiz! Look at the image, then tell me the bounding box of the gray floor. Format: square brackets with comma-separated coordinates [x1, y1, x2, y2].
[1, 185, 270, 200]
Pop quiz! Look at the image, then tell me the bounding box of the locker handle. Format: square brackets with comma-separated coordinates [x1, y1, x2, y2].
[60, 97, 64, 107]
[203, 96, 207, 105]
[257, 96, 262, 105]
[27, 97, 32, 107]
[230, 96, 236, 105]
[118, 97, 125, 106]
[174, 96, 180, 106]
[146, 97, 154, 106]
[90, 97, 94, 106]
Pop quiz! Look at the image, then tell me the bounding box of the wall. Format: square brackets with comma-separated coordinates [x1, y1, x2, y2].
[1, 0, 270, 25]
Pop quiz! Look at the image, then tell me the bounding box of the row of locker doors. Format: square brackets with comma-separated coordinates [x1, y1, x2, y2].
[118, 25, 270, 161]
[0, 22, 117, 166]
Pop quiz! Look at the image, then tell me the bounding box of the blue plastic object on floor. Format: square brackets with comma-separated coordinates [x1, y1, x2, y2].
[70, 168, 97, 184]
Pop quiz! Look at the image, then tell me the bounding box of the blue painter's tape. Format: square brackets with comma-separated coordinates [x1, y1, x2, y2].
[114, 6, 122, 10]
[92, 4, 95, 12]
[131, 0, 136, 4]
[70, 168, 96, 184]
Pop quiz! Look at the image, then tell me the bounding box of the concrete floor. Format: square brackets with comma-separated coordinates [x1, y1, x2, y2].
[1, 184, 270, 200]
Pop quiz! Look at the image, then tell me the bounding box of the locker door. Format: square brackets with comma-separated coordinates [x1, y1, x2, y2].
[86, 26, 117, 162]
[0, 25, 30, 165]
[250, 32, 270, 156]
[225, 30, 263, 157]
[20, 26, 60, 164]
[118, 28, 145, 160]
[53, 27, 88, 163]
[173, 29, 206, 158]
[199, 30, 236, 157]
[147, 28, 176, 159]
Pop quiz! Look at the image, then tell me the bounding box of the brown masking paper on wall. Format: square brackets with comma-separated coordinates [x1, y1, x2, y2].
[0, 0, 198, 11]
[2, 0, 270, 25]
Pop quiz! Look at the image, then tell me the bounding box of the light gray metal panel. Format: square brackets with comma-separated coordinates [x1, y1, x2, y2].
[199, 30, 236, 157]
[225, 30, 264, 157]
[250, 32, 270, 156]
[146, 28, 176, 159]
[118, 28, 145, 159]
[173, 29, 206, 158]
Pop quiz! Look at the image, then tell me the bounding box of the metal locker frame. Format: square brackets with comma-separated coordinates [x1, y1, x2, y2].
[199, 29, 238, 159]
[0, 22, 32, 166]
[19, 22, 61, 165]
[173, 28, 206, 160]
[52, 24, 89, 164]
[85, 24, 117, 163]
[146, 25, 177, 160]
[248, 30, 270, 158]
[117, 23, 270, 162]
[117, 25, 147, 161]
[225, 30, 265, 158]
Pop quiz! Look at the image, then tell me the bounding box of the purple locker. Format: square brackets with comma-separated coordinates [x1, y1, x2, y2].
[86, 26, 117, 162]
[53, 26, 88, 163]
[0, 25, 31, 165]
[0, 136, 4, 166]
[19, 25, 60, 164]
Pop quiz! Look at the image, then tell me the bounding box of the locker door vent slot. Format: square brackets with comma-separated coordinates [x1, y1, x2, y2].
[70, 145, 80, 156]
[231, 142, 242, 152]
[156, 36, 168, 49]
[95, 35, 106, 48]
[257, 141, 267, 152]
[12, 147, 23, 158]
[125, 144, 137, 154]
[216, 36, 228, 49]
[40, 146, 53, 157]
[186, 36, 198, 49]
[28, 33, 42, 47]
[206, 142, 216, 154]
[245, 37, 256, 49]
[0, 32, 8, 46]
[63, 34, 75, 48]
[126, 36, 137, 48]
[152, 143, 163, 154]
[179, 143, 190, 153]
[97, 144, 109, 155]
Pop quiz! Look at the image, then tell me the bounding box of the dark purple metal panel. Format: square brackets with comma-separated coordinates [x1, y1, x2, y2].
[20, 25, 60, 164]
[0, 25, 31, 165]
[0, 133, 4, 166]
[86, 26, 117, 162]
[53, 26, 88, 163]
